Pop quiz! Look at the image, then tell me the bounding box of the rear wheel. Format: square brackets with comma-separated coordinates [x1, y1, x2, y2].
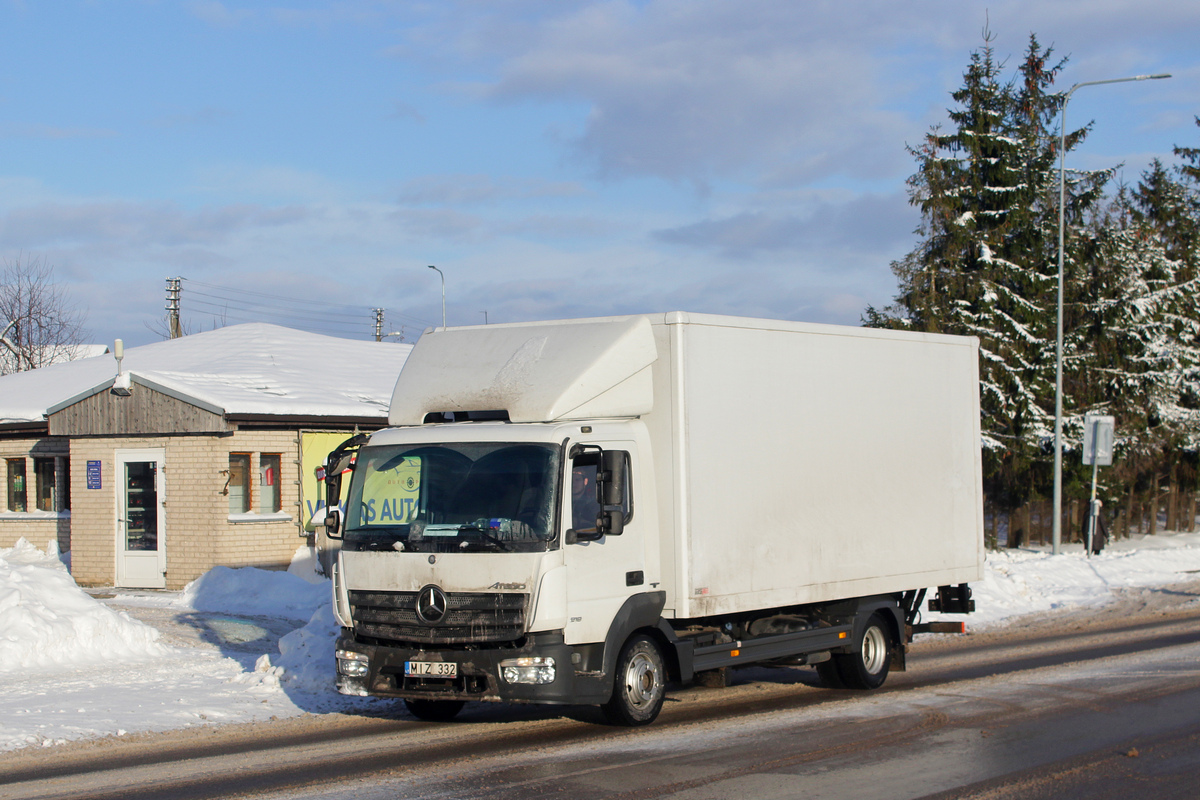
[602, 634, 666, 726]
[404, 698, 465, 722]
[833, 612, 893, 690]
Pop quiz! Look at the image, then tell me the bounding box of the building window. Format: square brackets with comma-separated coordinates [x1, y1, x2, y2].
[61, 458, 71, 511]
[34, 458, 57, 512]
[7, 458, 26, 512]
[228, 453, 252, 514]
[259, 454, 282, 514]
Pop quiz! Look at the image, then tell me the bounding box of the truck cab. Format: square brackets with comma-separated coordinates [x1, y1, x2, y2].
[329, 418, 670, 723]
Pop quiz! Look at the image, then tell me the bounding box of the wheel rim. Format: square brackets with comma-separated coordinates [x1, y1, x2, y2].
[622, 651, 662, 709]
[861, 625, 888, 675]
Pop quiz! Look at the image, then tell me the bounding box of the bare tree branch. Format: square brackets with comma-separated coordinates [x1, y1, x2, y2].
[0, 254, 91, 375]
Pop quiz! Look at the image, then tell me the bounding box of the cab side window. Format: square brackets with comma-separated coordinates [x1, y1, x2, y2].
[570, 455, 600, 533]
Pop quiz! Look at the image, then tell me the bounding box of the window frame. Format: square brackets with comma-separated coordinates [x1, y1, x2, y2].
[6, 458, 27, 513]
[259, 453, 283, 514]
[227, 452, 253, 515]
[34, 457, 57, 512]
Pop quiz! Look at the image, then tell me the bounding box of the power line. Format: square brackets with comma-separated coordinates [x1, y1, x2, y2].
[183, 279, 436, 328]
[182, 279, 367, 320]
[187, 301, 371, 336]
[175, 278, 435, 338]
[186, 294, 367, 327]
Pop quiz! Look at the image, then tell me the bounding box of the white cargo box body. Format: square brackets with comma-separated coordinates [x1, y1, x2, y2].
[647, 314, 983, 618]
[389, 312, 984, 622]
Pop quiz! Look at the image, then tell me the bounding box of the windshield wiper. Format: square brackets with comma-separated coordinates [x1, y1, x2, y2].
[456, 525, 511, 552]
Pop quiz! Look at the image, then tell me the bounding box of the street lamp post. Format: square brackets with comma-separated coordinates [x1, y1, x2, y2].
[1052, 73, 1170, 555]
[428, 265, 446, 331]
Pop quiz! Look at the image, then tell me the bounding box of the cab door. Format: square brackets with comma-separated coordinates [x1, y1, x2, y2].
[563, 441, 643, 645]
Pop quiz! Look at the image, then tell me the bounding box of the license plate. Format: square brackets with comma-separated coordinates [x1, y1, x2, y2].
[405, 660, 458, 678]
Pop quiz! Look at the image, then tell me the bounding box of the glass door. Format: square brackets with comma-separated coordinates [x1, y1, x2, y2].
[116, 449, 167, 588]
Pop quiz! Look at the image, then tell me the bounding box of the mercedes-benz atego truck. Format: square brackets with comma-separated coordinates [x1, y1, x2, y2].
[323, 312, 983, 725]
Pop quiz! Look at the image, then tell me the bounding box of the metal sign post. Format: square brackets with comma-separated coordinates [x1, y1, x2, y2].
[1082, 414, 1114, 557]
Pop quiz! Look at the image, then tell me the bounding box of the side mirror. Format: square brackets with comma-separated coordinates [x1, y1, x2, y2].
[325, 453, 354, 508]
[324, 507, 343, 540]
[598, 450, 625, 506]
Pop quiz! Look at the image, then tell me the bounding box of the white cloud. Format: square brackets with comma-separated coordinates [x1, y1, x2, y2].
[396, 174, 586, 206]
[398, 0, 1194, 190]
[464, 1, 915, 185]
[187, 0, 252, 28]
[653, 190, 916, 262]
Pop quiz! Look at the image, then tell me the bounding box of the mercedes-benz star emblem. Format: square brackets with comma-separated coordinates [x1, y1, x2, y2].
[415, 585, 448, 624]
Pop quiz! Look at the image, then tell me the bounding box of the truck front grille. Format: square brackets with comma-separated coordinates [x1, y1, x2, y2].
[349, 590, 527, 645]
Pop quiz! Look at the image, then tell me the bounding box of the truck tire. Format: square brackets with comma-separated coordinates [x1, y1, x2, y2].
[833, 612, 892, 690]
[404, 699, 465, 722]
[602, 634, 666, 726]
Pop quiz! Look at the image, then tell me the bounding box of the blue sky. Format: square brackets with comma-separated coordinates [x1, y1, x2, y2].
[1, 0, 1196, 346]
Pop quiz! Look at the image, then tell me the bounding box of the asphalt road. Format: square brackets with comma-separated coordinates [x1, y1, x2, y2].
[3, 583, 1199, 800]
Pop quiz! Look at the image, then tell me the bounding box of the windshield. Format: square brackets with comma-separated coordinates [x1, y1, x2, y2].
[342, 442, 560, 553]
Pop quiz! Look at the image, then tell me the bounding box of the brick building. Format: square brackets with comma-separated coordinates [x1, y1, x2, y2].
[0, 324, 410, 588]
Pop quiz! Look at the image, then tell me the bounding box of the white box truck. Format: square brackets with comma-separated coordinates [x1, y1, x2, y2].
[324, 312, 983, 725]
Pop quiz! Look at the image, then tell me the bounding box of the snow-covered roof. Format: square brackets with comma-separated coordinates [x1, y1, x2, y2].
[0, 343, 110, 374]
[0, 323, 412, 424]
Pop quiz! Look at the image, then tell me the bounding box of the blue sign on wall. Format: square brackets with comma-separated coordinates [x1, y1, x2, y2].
[87, 460, 102, 490]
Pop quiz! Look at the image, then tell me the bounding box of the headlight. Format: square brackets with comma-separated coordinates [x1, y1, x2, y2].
[500, 657, 556, 685]
[336, 649, 369, 677]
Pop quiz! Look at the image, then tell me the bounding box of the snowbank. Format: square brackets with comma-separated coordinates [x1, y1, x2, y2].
[272, 604, 344, 694]
[179, 563, 329, 621]
[0, 539, 171, 674]
[173, 550, 343, 697]
[935, 531, 1200, 628]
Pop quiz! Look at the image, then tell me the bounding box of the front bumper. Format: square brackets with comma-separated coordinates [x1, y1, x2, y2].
[334, 629, 610, 706]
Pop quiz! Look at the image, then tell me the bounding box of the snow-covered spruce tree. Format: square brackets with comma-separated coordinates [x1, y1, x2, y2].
[1108, 133, 1200, 528]
[867, 33, 1110, 514]
[1070, 184, 1200, 516]
[1174, 116, 1200, 185]
[1133, 158, 1199, 280]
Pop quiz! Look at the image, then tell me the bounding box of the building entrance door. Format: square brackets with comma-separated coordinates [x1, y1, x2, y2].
[115, 449, 167, 589]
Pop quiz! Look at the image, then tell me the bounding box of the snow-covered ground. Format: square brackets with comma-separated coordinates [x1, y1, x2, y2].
[3, 533, 1200, 752]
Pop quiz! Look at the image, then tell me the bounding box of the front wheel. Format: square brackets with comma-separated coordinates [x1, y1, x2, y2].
[832, 612, 893, 690]
[602, 634, 667, 726]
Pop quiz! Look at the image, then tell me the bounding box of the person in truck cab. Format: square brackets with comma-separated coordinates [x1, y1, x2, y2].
[571, 464, 600, 533]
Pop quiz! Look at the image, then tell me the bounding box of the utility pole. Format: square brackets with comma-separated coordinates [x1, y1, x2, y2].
[165, 278, 183, 339]
[373, 308, 406, 342]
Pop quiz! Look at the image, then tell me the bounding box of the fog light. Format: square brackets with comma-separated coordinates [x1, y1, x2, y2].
[500, 656, 556, 685]
[336, 649, 369, 678]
